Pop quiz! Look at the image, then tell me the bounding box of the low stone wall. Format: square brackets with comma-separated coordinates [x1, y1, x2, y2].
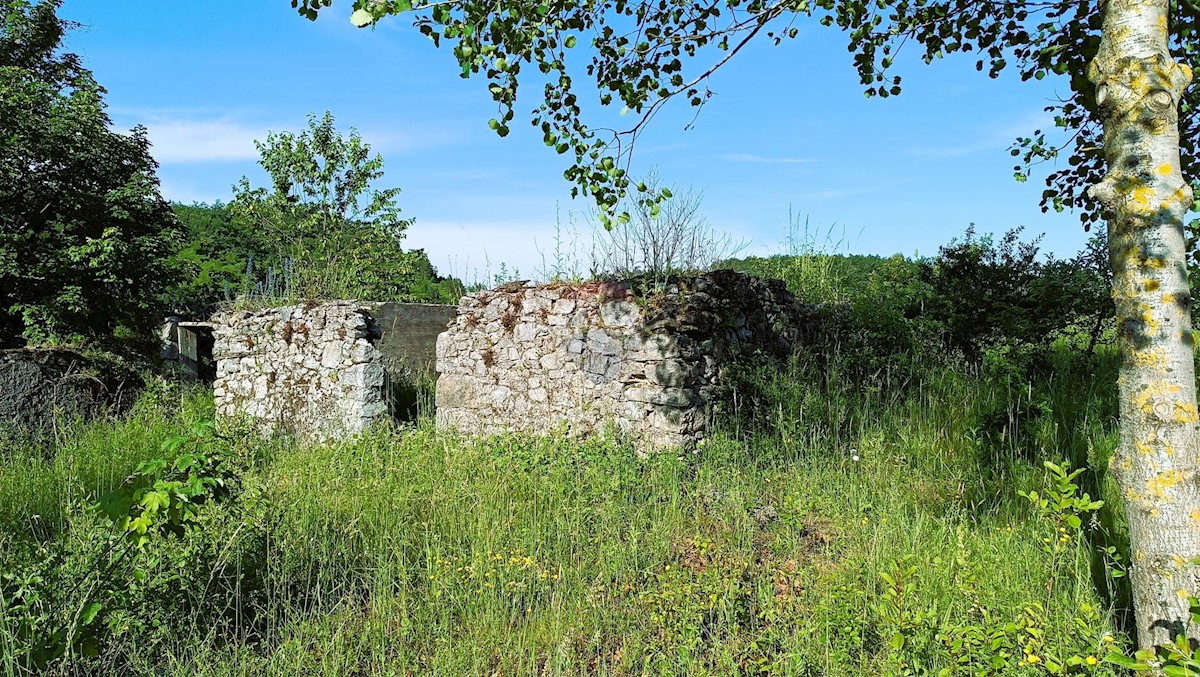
[0, 348, 142, 436]
[435, 270, 814, 449]
[212, 303, 386, 441]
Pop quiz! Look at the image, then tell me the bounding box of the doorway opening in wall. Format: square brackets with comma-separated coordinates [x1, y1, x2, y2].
[384, 368, 437, 423]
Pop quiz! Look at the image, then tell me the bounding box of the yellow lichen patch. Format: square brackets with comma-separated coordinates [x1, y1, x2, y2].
[1147, 469, 1184, 497]
[1136, 384, 1181, 413]
[1179, 589, 1193, 599]
[1136, 438, 1156, 455]
[1174, 400, 1199, 424]
[1173, 554, 1189, 568]
[1144, 278, 1161, 292]
[1132, 186, 1156, 207]
[1158, 162, 1174, 176]
[1164, 186, 1193, 211]
[1132, 348, 1167, 370]
[1162, 292, 1176, 305]
[1142, 311, 1161, 335]
[1191, 509, 1200, 522]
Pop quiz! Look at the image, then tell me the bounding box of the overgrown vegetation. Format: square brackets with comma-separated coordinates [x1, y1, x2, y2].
[169, 113, 467, 314]
[170, 201, 466, 313]
[2, 222, 1151, 674]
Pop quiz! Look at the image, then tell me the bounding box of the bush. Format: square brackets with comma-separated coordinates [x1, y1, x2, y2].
[0, 0, 181, 360]
[920, 226, 1112, 360]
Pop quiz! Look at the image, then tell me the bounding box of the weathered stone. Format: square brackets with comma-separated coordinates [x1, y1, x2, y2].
[600, 300, 638, 328]
[0, 349, 142, 436]
[587, 329, 621, 356]
[434, 270, 815, 450]
[212, 302, 386, 442]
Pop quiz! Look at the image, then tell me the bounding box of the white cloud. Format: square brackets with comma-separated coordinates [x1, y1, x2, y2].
[139, 117, 270, 163]
[157, 178, 225, 205]
[403, 219, 565, 285]
[117, 112, 443, 165]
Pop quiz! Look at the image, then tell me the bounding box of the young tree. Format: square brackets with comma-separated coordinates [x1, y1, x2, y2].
[297, 0, 1200, 649]
[230, 111, 419, 301]
[1, 0, 179, 360]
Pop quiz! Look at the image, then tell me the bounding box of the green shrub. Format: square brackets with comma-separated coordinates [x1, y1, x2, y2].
[0, 0, 181, 360]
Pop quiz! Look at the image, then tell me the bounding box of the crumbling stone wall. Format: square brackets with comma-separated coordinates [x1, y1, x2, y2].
[435, 270, 813, 449]
[212, 302, 386, 441]
[0, 348, 142, 436]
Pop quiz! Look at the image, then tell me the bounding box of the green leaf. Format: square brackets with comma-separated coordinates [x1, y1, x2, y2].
[890, 632, 906, 650]
[80, 601, 103, 626]
[1163, 666, 1198, 677]
[1102, 651, 1143, 669]
[96, 492, 133, 521]
[565, 35, 577, 48]
[140, 490, 170, 513]
[350, 9, 374, 27]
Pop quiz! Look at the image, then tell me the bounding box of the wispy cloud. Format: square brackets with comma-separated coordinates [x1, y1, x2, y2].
[157, 178, 225, 205]
[115, 111, 450, 164]
[907, 109, 1055, 158]
[721, 153, 816, 164]
[403, 219, 560, 284]
[129, 116, 270, 163]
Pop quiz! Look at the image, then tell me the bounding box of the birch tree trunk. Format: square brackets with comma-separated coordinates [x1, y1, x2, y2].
[1088, 0, 1200, 650]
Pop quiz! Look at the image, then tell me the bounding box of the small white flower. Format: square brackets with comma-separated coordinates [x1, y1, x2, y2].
[852, 455, 861, 462]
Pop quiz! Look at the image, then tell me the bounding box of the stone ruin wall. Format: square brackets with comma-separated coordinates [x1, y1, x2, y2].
[212, 302, 387, 441]
[435, 270, 812, 449]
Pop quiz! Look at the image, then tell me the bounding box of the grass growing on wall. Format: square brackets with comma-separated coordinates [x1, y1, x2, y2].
[1, 341, 1130, 675]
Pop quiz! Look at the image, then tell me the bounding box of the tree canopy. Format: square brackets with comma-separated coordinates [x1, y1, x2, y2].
[0, 0, 179, 360]
[169, 111, 465, 308]
[296, 0, 1199, 237]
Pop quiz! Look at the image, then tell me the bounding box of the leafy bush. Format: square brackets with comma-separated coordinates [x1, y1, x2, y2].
[168, 132, 467, 312]
[921, 227, 1112, 360]
[0, 0, 180, 360]
[0, 419, 260, 673]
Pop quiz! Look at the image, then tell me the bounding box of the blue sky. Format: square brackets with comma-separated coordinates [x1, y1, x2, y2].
[61, 1, 1095, 282]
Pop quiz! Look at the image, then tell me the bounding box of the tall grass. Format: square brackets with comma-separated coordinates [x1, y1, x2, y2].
[0, 381, 216, 538]
[1, 228, 1133, 675]
[2, 341, 1128, 675]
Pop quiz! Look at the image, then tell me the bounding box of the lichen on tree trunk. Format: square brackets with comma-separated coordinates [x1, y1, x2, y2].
[1088, 0, 1200, 651]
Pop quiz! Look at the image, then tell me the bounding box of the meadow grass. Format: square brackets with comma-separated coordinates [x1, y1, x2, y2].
[1, 340, 1129, 675]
